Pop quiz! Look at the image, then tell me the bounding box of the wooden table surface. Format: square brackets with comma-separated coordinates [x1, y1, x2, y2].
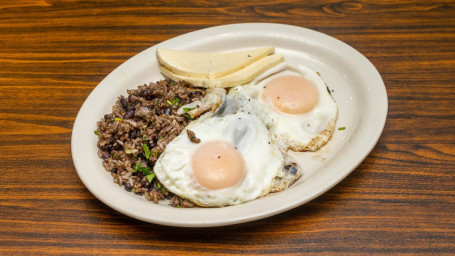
[1, 0, 454, 255]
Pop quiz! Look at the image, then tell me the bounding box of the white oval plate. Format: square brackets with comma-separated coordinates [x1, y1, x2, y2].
[72, 23, 387, 227]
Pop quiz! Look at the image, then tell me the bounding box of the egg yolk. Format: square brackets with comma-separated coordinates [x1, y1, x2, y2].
[192, 141, 245, 190]
[262, 75, 319, 114]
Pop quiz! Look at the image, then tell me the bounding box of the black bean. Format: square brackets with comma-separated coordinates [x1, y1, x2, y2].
[284, 164, 298, 175]
[129, 130, 137, 139]
[144, 180, 151, 188]
[113, 143, 123, 151]
[104, 114, 109, 120]
[164, 108, 171, 115]
[124, 183, 132, 192]
[128, 94, 137, 103]
[101, 151, 110, 159]
[111, 168, 118, 174]
[289, 166, 298, 175]
[123, 109, 135, 119]
[141, 90, 149, 98]
[155, 108, 162, 115]
[119, 96, 128, 109]
[104, 144, 112, 153]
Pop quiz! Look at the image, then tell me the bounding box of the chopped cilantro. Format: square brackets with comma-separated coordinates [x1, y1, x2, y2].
[142, 134, 146, 140]
[157, 182, 166, 194]
[167, 96, 181, 107]
[158, 136, 163, 141]
[183, 107, 195, 112]
[113, 153, 117, 159]
[133, 162, 141, 173]
[143, 143, 151, 159]
[114, 117, 122, 122]
[338, 127, 346, 131]
[176, 205, 181, 208]
[139, 166, 150, 175]
[132, 187, 136, 193]
[94, 130, 99, 135]
[183, 113, 193, 119]
[172, 97, 181, 106]
[134, 162, 151, 176]
[146, 173, 155, 182]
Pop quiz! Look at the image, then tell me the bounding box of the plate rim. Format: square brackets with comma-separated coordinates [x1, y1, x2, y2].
[71, 22, 388, 227]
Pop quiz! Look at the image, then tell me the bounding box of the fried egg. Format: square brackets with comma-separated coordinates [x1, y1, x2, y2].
[228, 63, 338, 152]
[153, 112, 291, 207]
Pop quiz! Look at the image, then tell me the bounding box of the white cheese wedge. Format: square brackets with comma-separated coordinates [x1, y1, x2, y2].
[159, 54, 284, 88]
[156, 46, 275, 79]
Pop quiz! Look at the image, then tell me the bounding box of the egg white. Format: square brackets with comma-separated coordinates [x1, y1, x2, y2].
[153, 112, 284, 207]
[228, 63, 338, 152]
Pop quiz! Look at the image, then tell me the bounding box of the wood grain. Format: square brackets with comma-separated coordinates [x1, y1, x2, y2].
[1, 0, 454, 255]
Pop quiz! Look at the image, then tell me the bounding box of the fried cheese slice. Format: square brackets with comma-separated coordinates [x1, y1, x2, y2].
[159, 54, 284, 88]
[156, 46, 275, 79]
